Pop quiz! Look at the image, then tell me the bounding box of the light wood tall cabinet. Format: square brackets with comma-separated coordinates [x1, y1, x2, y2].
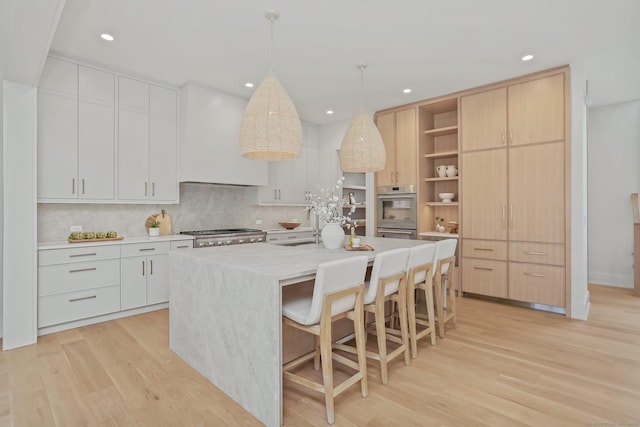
[375, 108, 417, 187]
[460, 70, 568, 309]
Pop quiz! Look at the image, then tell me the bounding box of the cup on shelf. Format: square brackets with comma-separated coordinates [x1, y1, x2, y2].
[352, 238, 361, 247]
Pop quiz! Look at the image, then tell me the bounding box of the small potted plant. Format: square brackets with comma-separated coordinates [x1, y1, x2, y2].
[149, 220, 161, 237]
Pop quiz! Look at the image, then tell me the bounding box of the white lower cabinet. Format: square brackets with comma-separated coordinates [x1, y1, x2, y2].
[120, 242, 170, 310]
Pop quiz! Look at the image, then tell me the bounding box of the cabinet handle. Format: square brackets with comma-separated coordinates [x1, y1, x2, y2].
[69, 252, 97, 258]
[139, 248, 156, 252]
[274, 189, 277, 200]
[69, 267, 97, 273]
[152, 182, 155, 197]
[72, 178, 75, 194]
[473, 248, 493, 251]
[145, 182, 148, 197]
[509, 128, 513, 145]
[395, 171, 398, 183]
[524, 272, 547, 278]
[142, 260, 145, 276]
[474, 267, 494, 271]
[278, 189, 281, 200]
[524, 251, 547, 256]
[510, 204, 514, 229]
[69, 295, 97, 303]
[150, 260, 153, 275]
[176, 245, 190, 249]
[501, 130, 505, 145]
[502, 205, 506, 229]
[82, 179, 85, 195]
[287, 235, 298, 239]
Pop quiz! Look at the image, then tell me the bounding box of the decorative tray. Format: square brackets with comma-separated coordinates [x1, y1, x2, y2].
[68, 236, 124, 243]
[344, 244, 374, 251]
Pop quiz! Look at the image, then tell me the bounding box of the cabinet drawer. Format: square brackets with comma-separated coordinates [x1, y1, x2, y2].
[267, 231, 313, 242]
[121, 242, 170, 257]
[461, 258, 507, 298]
[170, 240, 194, 250]
[509, 243, 564, 266]
[39, 245, 120, 266]
[508, 263, 565, 307]
[38, 284, 121, 327]
[39, 259, 120, 296]
[462, 240, 507, 261]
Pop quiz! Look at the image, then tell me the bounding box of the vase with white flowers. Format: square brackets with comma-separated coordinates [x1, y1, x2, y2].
[305, 177, 356, 249]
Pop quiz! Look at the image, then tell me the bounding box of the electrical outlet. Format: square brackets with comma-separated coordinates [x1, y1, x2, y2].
[255, 219, 262, 225]
[70, 225, 82, 232]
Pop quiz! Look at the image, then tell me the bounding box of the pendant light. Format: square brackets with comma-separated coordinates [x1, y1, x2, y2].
[240, 10, 302, 160]
[339, 64, 386, 172]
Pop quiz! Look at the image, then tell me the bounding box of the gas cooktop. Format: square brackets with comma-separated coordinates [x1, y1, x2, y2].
[180, 228, 263, 236]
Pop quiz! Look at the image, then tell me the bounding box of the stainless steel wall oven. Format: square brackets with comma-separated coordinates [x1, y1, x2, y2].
[376, 185, 417, 239]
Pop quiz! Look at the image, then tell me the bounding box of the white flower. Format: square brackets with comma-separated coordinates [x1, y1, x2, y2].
[305, 177, 356, 224]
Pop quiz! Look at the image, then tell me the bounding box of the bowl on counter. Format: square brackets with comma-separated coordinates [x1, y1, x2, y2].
[438, 192, 455, 203]
[278, 222, 301, 230]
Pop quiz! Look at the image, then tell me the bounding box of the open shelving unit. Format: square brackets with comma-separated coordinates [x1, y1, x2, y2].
[417, 97, 460, 235]
[342, 173, 367, 236]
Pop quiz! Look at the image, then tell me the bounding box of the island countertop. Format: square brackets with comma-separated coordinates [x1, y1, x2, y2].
[169, 236, 439, 427]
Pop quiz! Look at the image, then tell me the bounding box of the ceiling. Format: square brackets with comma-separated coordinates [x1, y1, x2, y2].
[48, 0, 640, 125]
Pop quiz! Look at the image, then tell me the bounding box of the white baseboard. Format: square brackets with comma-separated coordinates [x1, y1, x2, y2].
[571, 290, 591, 320]
[588, 272, 633, 288]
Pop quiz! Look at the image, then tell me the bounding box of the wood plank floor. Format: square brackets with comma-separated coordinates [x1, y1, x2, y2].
[1, 285, 639, 426]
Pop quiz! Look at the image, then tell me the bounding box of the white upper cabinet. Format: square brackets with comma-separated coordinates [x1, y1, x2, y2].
[179, 83, 268, 186]
[118, 77, 178, 202]
[38, 58, 116, 200]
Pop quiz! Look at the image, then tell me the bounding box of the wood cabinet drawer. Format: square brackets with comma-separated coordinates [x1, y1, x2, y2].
[461, 258, 507, 298]
[39, 245, 120, 266]
[38, 284, 121, 327]
[39, 259, 120, 296]
[462, 240, 507, 260]
[509, 242, 564, 266]
[508, 263, 565, 307]
[121, 241, 170, 257]
[170, 240, 193, 250]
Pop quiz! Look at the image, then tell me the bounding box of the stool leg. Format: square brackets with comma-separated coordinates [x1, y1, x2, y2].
[407, 282, 418, 358]
[320, 320, 335, 424]
[374, 298, 388, 384]
[433, 274, 445, 338]
[353, 297, 368, 397]
[425, 283, 436, 346]
[314, 335, 321, 371]
[448, 272, 458, 328]
[397, 281, 411, 366]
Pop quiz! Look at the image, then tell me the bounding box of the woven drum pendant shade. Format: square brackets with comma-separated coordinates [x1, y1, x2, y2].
[240, 74, 302, 160]
[339, 109, 386, 172]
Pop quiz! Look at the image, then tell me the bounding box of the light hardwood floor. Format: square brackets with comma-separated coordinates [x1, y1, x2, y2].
[1, 285, 639, 426]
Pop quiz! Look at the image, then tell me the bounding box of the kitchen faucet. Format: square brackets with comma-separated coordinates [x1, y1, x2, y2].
[307, 207, 321, 246]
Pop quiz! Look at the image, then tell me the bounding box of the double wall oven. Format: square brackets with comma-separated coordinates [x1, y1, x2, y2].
[376, 185, 417, 239]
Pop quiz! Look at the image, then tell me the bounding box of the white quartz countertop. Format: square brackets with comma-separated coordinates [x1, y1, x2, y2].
[171, 236, 426, 283]
[38, 234, 194, 250]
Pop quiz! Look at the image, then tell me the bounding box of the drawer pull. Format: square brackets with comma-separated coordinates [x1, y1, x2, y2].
[139, 248, 156, 252]
[69, 295, 97, 303]
[474, 267, 494, 271]
[524, 272, 547, 278]
[474, 248, 493, 251]
[287, 236, 298, 239]
[524, 251, 547, 256]
[69, 252, 97, 258]
[150, 260, 153, 275]
[69, 267, 97, 273]
[176, 245, 190, 249]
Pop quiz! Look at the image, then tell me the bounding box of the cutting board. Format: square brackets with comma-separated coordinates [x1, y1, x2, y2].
[145, 210, 172, 236]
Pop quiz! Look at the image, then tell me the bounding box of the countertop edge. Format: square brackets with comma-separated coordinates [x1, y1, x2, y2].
[38, 235, 195, 250]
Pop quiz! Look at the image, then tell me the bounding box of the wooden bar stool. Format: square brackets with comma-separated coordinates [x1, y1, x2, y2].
[432, 239, 458, 338]
[406, 243, 437, 358]
[336, 248, 411, 385]
[282, 256, 369, 425]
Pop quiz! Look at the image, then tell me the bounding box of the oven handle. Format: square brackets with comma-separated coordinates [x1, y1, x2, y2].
[378, 229, 415, 234]
[377, 194, 416, 199]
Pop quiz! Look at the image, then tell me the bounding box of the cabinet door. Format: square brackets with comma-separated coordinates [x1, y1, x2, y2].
[37, 57, 78, 199]
[375, 112, 396, 186]
[508, 74, 565, 146]
[147, 254, 169, 305]
[461, 149, 508, 240]
[149, 85, 178, 202]
[508, 262, 565, 306]
[461, 258, 508, 298]
[508, 142, 565, 243]
[395, 108, 417, 186]
[78, 66, 115, 199]
[461, 88, 507, 151]
[121, 257, 147, 310]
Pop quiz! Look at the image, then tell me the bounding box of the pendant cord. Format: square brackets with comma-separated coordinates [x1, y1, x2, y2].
[269, 16, 275, 75]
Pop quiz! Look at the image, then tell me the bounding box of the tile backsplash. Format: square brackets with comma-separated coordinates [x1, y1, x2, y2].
[38, 183, 310, 242]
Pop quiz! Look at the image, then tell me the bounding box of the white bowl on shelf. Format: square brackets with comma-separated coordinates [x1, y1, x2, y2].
[438, 192, 455, 203]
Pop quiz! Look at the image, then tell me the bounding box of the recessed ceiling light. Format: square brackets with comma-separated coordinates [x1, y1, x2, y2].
[403, 88, 412, 94]
[245, 82, 254, 88]
[100, 33, 114, 41]
[522, 54, 534, 61]
[326, 110, 334, 115]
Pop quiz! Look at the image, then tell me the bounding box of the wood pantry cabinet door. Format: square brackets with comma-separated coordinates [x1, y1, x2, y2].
[394, 108, 417, 186]
[375, 111, 396, 186]
[507, 74, 565, 147]
[508, 142, 565, 243]
[461, 149, 508, 240]
[460, 88, 507, 152]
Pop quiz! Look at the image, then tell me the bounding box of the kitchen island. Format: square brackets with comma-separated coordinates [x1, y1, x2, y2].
[169, 237, 426, 427]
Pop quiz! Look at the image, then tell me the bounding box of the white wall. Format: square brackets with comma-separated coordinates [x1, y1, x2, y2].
[0, 0, 5, 337]
[587, 100, 640, 288]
